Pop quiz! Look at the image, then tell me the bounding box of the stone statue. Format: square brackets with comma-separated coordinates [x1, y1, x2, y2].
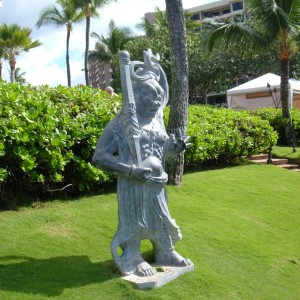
[92, 49, 193, 278]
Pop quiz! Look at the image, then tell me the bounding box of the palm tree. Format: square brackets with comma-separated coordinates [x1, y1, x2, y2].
[0, 43, 5, 80]
[0, 23, 41, 82]
[136, 8, 169, 38]
[165, 0, 189, 185]
[0, 24, 9, 79]
[136, 7, 198, 38]
[88, 19, 132, 71]
[204, 0, 300, 121]
[74, 0, 116, 86]
[0, 24, 13, 80]
[36, 0, 85, 87]
[14, 67, 27, 83]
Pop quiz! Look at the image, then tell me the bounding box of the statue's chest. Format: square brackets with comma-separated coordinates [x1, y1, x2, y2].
[140, 129, 168, 161]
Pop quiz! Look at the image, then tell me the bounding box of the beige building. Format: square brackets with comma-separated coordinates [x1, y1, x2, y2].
[145, 0, 246, 28]
[188, 0, 245, 23]
[88, 60, 113, 90]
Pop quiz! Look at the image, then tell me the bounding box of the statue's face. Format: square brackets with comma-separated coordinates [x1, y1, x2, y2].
[135, 79, 164, 120]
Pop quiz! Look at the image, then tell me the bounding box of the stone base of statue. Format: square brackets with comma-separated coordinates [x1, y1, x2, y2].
[122, 263, 194, 289]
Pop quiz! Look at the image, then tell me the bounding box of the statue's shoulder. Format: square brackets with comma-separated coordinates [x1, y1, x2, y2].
[110, 110, 125, 138]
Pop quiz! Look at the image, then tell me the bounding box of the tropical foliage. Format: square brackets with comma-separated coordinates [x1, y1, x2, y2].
[124, 8, 294, 104]
[0, 23, 41, 82]
[0, 82, 278, 208]
[14, 67, 27, 83]
[0, 82, 121, 208]
[203, 0, 300, 120]
[165, 105, 278, 167]
[252, 107, 300, 145]
[88, 19, 133, 73]
[36, 0, 85, 86]
[74, 0, 117, 86]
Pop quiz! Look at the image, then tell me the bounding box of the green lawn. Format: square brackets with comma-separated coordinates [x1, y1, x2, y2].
[272, 145, 300, 163]
[1, 164, 299, 300]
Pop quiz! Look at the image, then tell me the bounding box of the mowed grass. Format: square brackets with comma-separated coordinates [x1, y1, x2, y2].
[272, 145, 300, 163]
[0, 164, 299, 300]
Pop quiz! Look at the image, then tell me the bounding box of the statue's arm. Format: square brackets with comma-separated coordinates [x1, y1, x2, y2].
[92, 122, 132, 176]
[92, 122, 152, 181]
[165, 129, 191, 159]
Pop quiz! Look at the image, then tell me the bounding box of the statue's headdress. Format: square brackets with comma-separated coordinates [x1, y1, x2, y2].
[119, 49, 168, 166]
[120, 49, 169, 109]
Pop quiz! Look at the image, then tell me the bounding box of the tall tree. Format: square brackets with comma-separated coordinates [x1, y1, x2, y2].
[204, 0, 300, 121]
[0, 25, 7, 80]
[165, 0, 189, 185]
[74, 0, 116, 86]
[36, 0, 85, 87]
[89, 19, 132, 71]
[0, 23, 41, 82]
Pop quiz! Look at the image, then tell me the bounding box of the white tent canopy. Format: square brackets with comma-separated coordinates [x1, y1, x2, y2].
[227, 73, 300, 110]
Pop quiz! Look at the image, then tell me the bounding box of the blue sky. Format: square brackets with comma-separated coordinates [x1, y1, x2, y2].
[0, 0, 217, 86]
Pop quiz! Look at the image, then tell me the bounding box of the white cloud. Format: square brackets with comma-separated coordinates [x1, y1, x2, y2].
[25, 63, 66, 86]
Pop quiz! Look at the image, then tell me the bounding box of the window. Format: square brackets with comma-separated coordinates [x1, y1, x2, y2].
[210, 11, 220, 17]
[232, 1, 243, 11]
[223, 9, 230, 14]
[203, 11, 219, 18]
[192, 13, 200, 20]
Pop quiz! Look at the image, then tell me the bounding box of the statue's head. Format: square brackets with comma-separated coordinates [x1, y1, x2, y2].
[133, 78, 164, 120]
[130, 49, 168, 121]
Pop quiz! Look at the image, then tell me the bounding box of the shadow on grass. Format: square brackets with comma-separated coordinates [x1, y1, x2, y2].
[0, 255, 117, 296]
[184, 158, 251, 175]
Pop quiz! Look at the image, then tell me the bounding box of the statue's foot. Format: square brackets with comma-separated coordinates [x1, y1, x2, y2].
[155, 250, 193, 267]
[135, 261, 157, 277]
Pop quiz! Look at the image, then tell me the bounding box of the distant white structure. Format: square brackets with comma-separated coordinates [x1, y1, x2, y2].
[145, 0, 246, 29]
[227, 73, 300, 110]
[0, 0, 2, 8]
[188, 0, 245, 22]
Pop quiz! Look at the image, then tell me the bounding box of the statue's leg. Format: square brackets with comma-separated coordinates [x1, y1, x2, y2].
[111, 232, 157, 277]
[153, 217, 193, 267]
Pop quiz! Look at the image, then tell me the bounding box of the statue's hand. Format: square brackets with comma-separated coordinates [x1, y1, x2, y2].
[130, 165, 152, 182]
[169, 129, 191, 154]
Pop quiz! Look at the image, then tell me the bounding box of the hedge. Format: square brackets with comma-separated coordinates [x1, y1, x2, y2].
[183, 105, 278, 167]
[0, 82, 278, 209]
[0, 82, 121, 209]
[252, 107, 300, 145]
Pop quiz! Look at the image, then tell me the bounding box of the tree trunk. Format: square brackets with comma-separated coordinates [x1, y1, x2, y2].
[84, 5, 90, 86]
[280, 58, 294, 145]
[280, 58, 290, 119]
[165, 0, 189, 186]
[9, 55, 16, 83]
[66, 29, 71, 87]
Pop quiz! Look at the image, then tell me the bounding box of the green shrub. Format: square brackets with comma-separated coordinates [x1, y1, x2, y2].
[0, 82, 121, 209]
[182, 105, 278, 167]
[253, 107, 300, 145]
[0, 82, 278, 209]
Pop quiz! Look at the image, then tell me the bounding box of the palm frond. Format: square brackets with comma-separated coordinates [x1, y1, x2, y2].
[249, 0, 297, 37]
[36, 6, 66, 28]
[203, 19, 269, 53]
[289, 0, 300, 24]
